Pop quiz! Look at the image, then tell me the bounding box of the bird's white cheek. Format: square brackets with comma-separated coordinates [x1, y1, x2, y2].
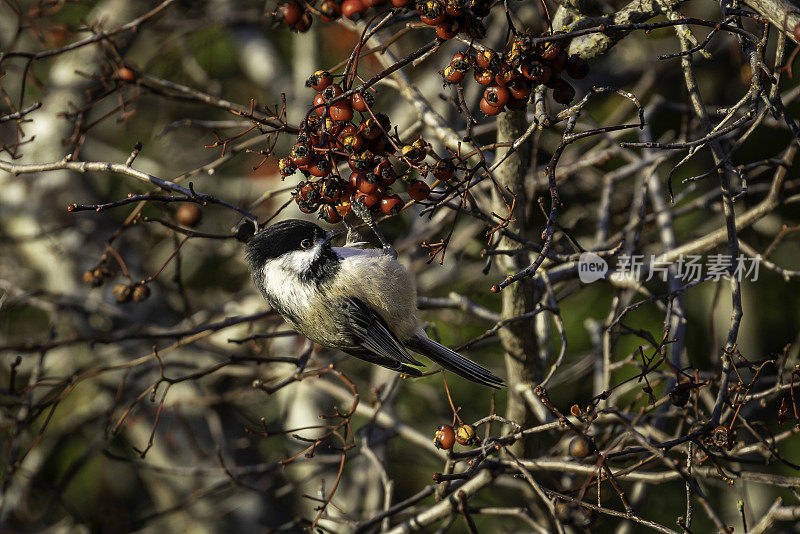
[278, 247, 321, 273]
[261, 261, 317, 310]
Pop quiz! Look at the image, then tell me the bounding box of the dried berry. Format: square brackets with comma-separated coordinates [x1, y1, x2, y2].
[568, 436, 591, 458]
[83, 268, 106, 287]
[278, 157, 297, 178]
[455, 424, 476, 445]
[132, 284, 151, 302]
[113, 283, 133, 303]
[176, 203, 202, 227]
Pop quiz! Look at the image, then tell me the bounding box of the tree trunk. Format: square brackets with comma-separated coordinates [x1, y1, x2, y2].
[492, 109, 540, 457]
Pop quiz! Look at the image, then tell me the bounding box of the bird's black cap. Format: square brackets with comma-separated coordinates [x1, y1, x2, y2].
[245, 219, 326, 270]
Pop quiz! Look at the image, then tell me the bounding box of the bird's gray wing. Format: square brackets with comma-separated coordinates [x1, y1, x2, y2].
[340, 297, 424, 370]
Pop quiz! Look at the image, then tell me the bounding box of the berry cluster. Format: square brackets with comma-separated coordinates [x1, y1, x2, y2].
[83, 264, 152, 303]
[277, 0, 492, 36]
[280, 71, 444, 223]
[443, 34, 589, 113]
[414, 0, 492, 41]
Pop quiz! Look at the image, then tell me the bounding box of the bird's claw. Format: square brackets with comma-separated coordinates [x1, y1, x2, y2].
[351, 195, 396, 257]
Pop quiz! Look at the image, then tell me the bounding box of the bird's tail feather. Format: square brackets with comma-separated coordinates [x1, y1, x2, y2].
[406, 336, 504, 388]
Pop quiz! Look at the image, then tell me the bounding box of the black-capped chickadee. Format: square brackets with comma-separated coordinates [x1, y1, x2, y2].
[246, 219, 504, 388]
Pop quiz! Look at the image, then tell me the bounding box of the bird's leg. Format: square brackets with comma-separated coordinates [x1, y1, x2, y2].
[341, 218, 362, 247]
[350, 196, 397, 259]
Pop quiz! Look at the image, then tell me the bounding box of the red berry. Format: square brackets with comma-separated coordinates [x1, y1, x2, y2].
[320, 204, 342, 224]
[374, 159, 397, 186]
[349, 150, 374, 172]
[483, 85, 510, 107]
[329, 102, 354, 122]
[507, 78, 531, 100]
[547, 50, 569, 74]
[565, 55, 589, 80]
[294, 11, 313, 32]
[132, 284, 150, 302]
[355, 190, 380, 209]
[442, 64, 465, 84]
[552, 79, 576, 104]
[473, 68, 494, 86]
[541, 42, 562, 61]
[475, 49, 496, 69]
[313, 92, 327, 116]
[290, 143, 312, 166]
[350, 91, 374, 112]
[455, 424, 476, 445]
[433, 425, 455, 449]
[407, 179, 430, 201]
[322, 84, 344, 100]
[355, 174, 379, 194]
[450, 51, 466, 64]
[336, 199, 353, 217]
[278, 157, 297, 178]
[479, 97, 503, 116]
[318, 0, 341, 21]
[319, 180, 342, 202]
[306, 70, 333, 91]
[341, 0, 366, 20]
[308, 157, 331, 177]
[280, 0, 303, 26]
[340, 131, 365, 151]
[418, 0, 446, 25]
[359, 117, 382, 140]
[380, 194, 403, 215]
[435, 18, 460, 40]
[113, 283, 133, 303]
[494, 65, 517, 86]
[445, 0, 464, 16]
[117, 67, 135, 82]
[521, 62, 551, 85]
[432, 158, 455, 180]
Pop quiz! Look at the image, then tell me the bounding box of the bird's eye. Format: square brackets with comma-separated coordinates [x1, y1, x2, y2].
[300, 239, 312, 249]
